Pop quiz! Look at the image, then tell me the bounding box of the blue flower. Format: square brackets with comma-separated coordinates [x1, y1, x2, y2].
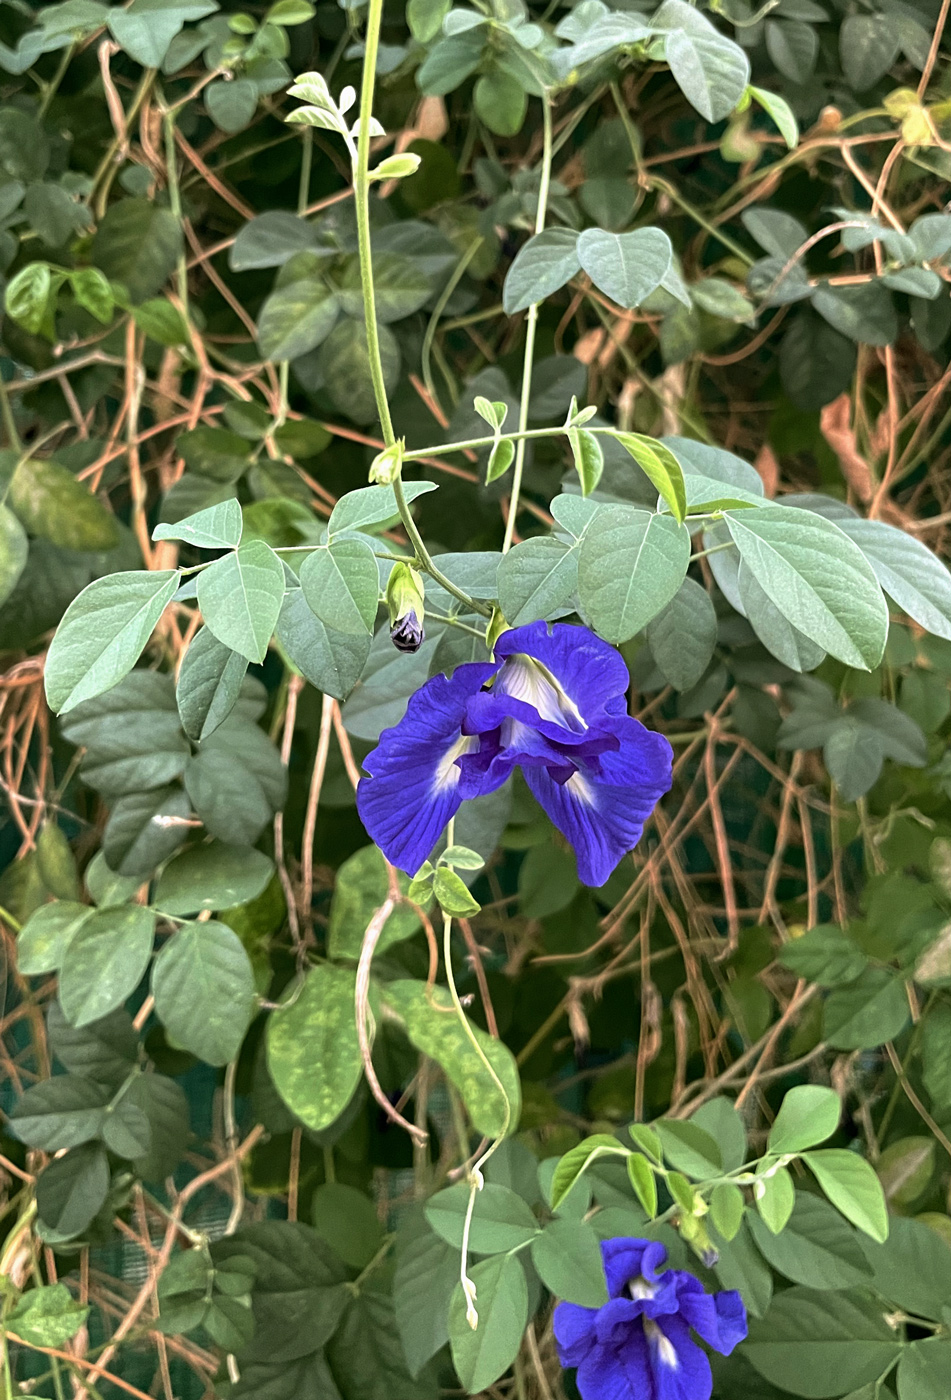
[554, 1238, 747, 1400]
[355, 621, 673, 886]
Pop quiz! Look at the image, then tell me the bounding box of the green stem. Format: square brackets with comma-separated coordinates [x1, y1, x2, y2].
[354, 0, 395, 448]
[38, 42, 75, 119]
[162, 104, 190, 324]
[0, 381, 21, 454]
[298, 128, 313, 215]
[392, 476, 492, 616]
[503, 92, 554, 555]
[421, 237, 483, 416]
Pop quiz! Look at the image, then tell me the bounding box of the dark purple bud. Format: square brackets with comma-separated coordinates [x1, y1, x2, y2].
[390, 610, 424, 653]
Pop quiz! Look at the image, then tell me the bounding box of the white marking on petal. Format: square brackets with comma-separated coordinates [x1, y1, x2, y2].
[566, 770, 596, 805]
[433, 734, 479, 793]
[644, 1319, 679, 1370]
[628, 1276, 656, 1301]
[496, 655, 586, 730]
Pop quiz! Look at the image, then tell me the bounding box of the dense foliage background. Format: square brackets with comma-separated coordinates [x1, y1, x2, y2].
[3, 0, 951, 1397]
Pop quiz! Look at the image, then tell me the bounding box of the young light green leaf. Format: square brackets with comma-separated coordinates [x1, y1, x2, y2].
[802, 1150, 889, 1243]
[568, 426, 604, 496]
[550, 1134, 628, 1210]
[755, 1164, 796, 1234]
[45, 571, 180, 714]
[768, 1085, 842, 1155]
[710, 1182, 745, 1241]
[749, 84, 799, 149]
[486, 437, 516, 483]
[612, 432, 687, 522]
[432, 865, 481, 916]
[626, 1153, 658, 1218]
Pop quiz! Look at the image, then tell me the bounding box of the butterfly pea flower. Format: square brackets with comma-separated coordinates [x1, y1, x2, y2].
[554, 1237, 747, 1400]
[355, 621, 673, 887]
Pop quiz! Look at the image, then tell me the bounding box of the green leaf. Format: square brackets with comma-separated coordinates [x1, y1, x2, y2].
[132, 297, 190, 346]
[747, 1192, 873, 1289]
[627, 1153, 658, 1219]
[231, 211, 323, 271]
[860, 1215, 951, 1321]
[578, 505, 690, 643]
[184, 714, 287, 846]
[176, 627, 249, 741]
[502, 228, 581, 315]
[725, 506, 888, 669]
[103, 784, 192, 877]
[299, 538, 379, 637]
[425, 1181, 540, 1252]
[710, 1182, 744, 1241]
[486, 437, 516, 483]
[58, 904, 156, 1027]
[10, 457, 120, 552]
[433, 864, 481, 916]
[206, 78, 258, 135]
[5, 262, 54, 334]
[764, 19, 817, 86]
[47, 1002, 138, 1088]
[318, 317, 401, 425]
[577, 227, 673, 309]
[823, 968, 909, 1050]
[393, 1210, 460, 1377]
[8, 1282, 89, 1347]
[197, 540, 285, 663]
[840, 13, 901, 92]
[154, 843, 274, 916]
[327, 845, 420, 958]
[34, 1143, 110, 1239]
[152, 919, 256, 1065]
[337, 253, 430, 324]
[898, 1340, 951, 1400]
[108, 0, 217, 67]
[662, 23, 749, 122]
[407, 0, 451, 42]
[327, 1281, 431, 1400]
[811, 284, 897, 348]
[738, 563, 826, 673]
[311, 1183, 383, 1270]
[748, 84, 799, 148]
[497, 537, 576, 628]
[655, 1119, 722, 1178]
[382, 979, 520, 1139]
[612, 434, 687, 523]
[328, 481, 437, 535]
[646, 577, 717, 691]
[45, 570, 180, 714]
[92, 199, 183, 304]
[212, 1220, 350, 1363]
[257, 279, 339, 362]
[837, 518, 951, 641]
[10, 1076, 111, 1150]
[70, 267, 114, 323]
[802, 1150, 889, 1243]
[17, 901, 91, 975]
[0, 503, 28, 609]
[266, 964, 362, 1131]
[531, 1218, 609, 1307]
[755, 1165, 795, 1233]
[59, 670, 188, 797]
[153, 499, 243, 550]
[779, 925, 869, 987]
[567, 426, 604, 497]
[768, 1085, 842, 1154]
[744, 1287, 901, 1398]
[550, 1134, 628, 1209]
[448, 1253, 528, 1393]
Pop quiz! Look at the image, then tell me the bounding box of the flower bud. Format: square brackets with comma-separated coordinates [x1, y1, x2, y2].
[387, 562, 425, 653]
[369, 437, 404, 485]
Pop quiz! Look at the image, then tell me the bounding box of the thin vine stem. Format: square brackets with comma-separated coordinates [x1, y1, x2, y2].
[503, 92, 554, 555]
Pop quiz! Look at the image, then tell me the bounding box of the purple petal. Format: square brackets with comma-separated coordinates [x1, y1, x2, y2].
[356, 661, 497, 875]
[648, 1316, 713, 1400]
[575, 1333, 652, 1400]
[594, 1298, 643, 1346]
[495, 621, 632, 726]
[601, 1238, 660, 1298]
[553, 1301, 598, 1367]
[675, 1280, 747, 1356]
[523, 719, 672, 886]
